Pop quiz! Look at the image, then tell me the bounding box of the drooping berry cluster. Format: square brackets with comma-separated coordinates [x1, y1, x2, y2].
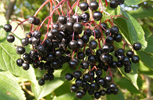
[4, 0, 141, 99]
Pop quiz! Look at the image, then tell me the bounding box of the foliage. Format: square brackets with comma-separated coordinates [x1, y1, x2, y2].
[0, 0, 153, 100]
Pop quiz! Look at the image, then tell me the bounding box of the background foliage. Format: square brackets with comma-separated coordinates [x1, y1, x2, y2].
[0, 0, 153, 100]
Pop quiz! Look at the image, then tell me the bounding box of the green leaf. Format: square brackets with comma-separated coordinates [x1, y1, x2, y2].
[106, 5, 121, 16]
[117, 77, 140, 93]
[53, 93, 75, 100]
[128, 7, 153, 19]
[139, 51, 153, 70]
[125, 0, 146, 5]
[121, 9, 147, 49]
[0, 16, 36, 83]
[0, 71, 26, 100]
[144, 36, 153, 55]
[106, 89, 125, 100]
[31, 70, 64, 100]
[142, 26, 152, 41]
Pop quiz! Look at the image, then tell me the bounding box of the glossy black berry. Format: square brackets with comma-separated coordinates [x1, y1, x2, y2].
[126, 50, 134, 58]
[106, 36, 114, 45]
[71, 84, 79, 92]
[73, 71, 82, 79]
[79, 2, 88, 11]
[89, 40, 97, 49]
[110, 26, 119, 35]
[22, 38, 29, 46]
[28, 16, 36, 24]
[86, 48, 92, 56]
[116, 0, 124, 4]
[38, 79, 45, 86]
[4, 24, 12, 32]
[110, 0, 118, 9]
[93, 29, 101, 39]
[51, 29, 59, 36]
[81, 61, 89, 69]
[98, 78, 105, 85]
[132, 55, 139, 63]
[22, 62, 29, 70]
[105, 76, 112, 83]
[114, 33, 122, 42]
[81, 12, 90, 23]
[100, 54, 109, 63]
[68, 40, 78, 50]
[78, 52, 85, 59]
[100, 22, 107, 31]
[66, 21, 73, 31]
[106, 88, 112, 95]
[100, 90, 106, 96]
[96, 69, 102, 77]
[69, 60, 77, 69]
[88, 55, 96, 64]
[16, 46, 25, 55]
[133, 42, 142, 50]
[58, 16, 67, 24]
[33, 31, 41, 39]
[23, 53, 30, 61]
[123, 56, 130, 64]
[88, 89, 94, 95]
[93, 11, 102, 21]
[94, 92, 101, 99]
[72, 15, 82, 23]
[84, 29, 92, 37]
[102, 45, 110, 53]
[53, 24, 59, 29]
[109, 83, 117, 91]
[105, 28, 111, 36]
[75, 79, 83, 87]
[65, 73, 73, 81]
[77, 39, 84, 48]
[76, 91, 83, 99]
[116, 61, 123, 68]
[89, 1, 98, 10]
[7, 35, 15, 43]
[73, 22, 83, 33]
[124, 66, 131, 73]
[82, 35, 89, 43]
[48, 74, 54, 81]
[16, 58, 24, 66]
[113, 88, 119, 95]
[90, 83, 100, 91]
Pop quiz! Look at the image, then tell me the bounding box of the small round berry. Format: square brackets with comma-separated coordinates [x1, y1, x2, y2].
[72, 15, 82, 23]
[22, 38, 29, 46]
[133, 42, 142, 50]
[22, 62, 29, 70]
[98, 78, 105, 85]
[73, 22, 83, 33]
[100, 22, 107, 31]
[96, 69, 102, 77]
[116, 0, 124, 5]
[110, 0, 118, 9]
[68, 40, 78, 50]
[65, 73, 73, 81]
[83, 74, 90, 81]
[96, 49, 104, 57]
[76, 91, 83, 99]
[126, 50, 134, 58]
[16, 46, 25, 55]
[110, 45, 114, 52]
[77, 39, 84, 48]
[7, 35, 15, 43]
[55, 50, 62, 58]
[75, 79, 83, 87]
[110, 26, 119, 35]
[53, 24, 59, 29]
[90, 83, 100, 91]
[88, 55, 96, 64]
[28, 16, 36, 24]
[89, 40, 97, 49]
[16, 58, 24, 66]
[105, 76, 112, 83]
[66, 21, 73, 31]
[132, 55, 139, 63]
[93, 11, 102, 21]
[94, 92, 101, 99]
[34, 17, 40, 25]
[23, 53, 30, 61]
[106, 88, 112, 95]
[33, 31, 41, 39]
[26, 32, 32, 38]
[113, 88, 119, 95]
[109, 83, 117, 91]
[58, 16, 67, 24]
[89, 1, 99, 10]
[84, 29, 92, 37]
[69, 60, 77, 69]
[78, 52, 85, 59]
[114, 33, 122, 42]
[79, 2, 88, 11]
[4, 24, 12, 32]
[81, 12, 90, 23]
[48, 74, 55, 81]
[93, 29, 101, 39]
[106, 36, 114, 45]
[51, 29, 59, 36]
[105, 28, 111, 36]
[73, 71, 82, 79]
[102, 45, 110, 53]
[117, 61, 123, 68]
[71, 84, 79, 92]
[100, 54, 109, 63]
[124, 66, 131, 73]
[123, 56, 130, 64]
[81, 61, 89, 69]
[44, 74, 50, 80]
[86, 48, 92, 56]
[38, 79, 45, 86]
[82, 35, 89, 43]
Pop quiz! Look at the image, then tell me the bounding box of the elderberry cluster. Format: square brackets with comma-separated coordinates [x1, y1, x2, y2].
[3, 0, 141, 99]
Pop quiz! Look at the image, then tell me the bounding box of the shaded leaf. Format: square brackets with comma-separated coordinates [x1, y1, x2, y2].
[106, 89, 125, 100]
